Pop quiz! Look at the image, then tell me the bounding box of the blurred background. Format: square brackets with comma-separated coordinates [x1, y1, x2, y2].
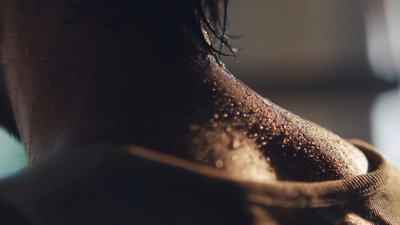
[0, 128, 27, 178]
[221, 0, 399, 168]
[0, 0, 399, 178]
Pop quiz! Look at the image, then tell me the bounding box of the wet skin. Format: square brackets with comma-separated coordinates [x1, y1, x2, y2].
[0, 1, 367, 181]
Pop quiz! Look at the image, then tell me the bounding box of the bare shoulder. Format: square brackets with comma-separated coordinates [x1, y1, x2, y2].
[184, 62, 368, 182]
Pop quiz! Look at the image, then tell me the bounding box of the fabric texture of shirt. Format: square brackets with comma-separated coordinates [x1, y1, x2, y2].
[0, 140, 398, 224]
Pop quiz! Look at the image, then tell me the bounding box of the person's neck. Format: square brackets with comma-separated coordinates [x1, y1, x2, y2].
[3, 0, 224, 163]
[10, 2, 368, 182]
[27, 46, 369, 182]
[27, 48, 234, 163]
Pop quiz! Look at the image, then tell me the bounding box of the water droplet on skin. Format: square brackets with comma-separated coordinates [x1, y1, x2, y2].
[218, 60, 226, 68]
[283, 111, 292, 122]
[231, 155, 238, 160]
[196, 152, 204, 160]
[258, 125, 264, 130]
[223, 113, 228, 118]
[261, 98, 272, 107]
[213, 114, 219, 119]
[225, 127, 232, 132]
[215, 160, 224, 168]
[189, 124, 200, 131]
[203, 157, 210, 163]
[232, 138, 241, 149]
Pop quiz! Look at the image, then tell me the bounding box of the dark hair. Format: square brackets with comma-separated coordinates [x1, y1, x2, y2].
[195, 0, 236, 58]
[13, 0, 235, 57]
[60, 0, 236, 57]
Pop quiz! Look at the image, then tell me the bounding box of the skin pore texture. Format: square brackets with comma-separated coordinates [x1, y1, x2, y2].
[0, 1, 368, 182]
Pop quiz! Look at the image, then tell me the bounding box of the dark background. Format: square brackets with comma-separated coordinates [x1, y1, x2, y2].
[221, 0, 396, 144]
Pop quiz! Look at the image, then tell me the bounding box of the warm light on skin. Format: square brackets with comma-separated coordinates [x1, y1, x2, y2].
[0, 1, 368, 182]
